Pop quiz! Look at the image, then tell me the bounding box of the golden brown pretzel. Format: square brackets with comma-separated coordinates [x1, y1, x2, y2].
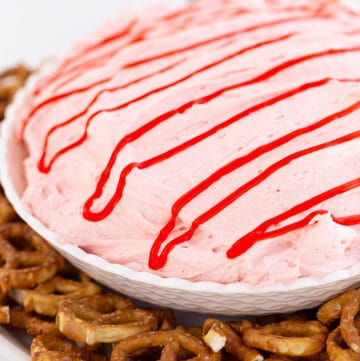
[340, 289, 360, 354]
[9, 272, 101, 316]
[317, 290, 357, 325]
[8, 309, 59, 337]
[111, 325, 220, 361]
[56, 294, 158, 345]
[327, 327, 360, 361]
[241, 319, 328, 357]
[0, 223, 59, 293]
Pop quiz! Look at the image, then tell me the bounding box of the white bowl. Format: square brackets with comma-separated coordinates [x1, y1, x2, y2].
[1, 72, 360, 317]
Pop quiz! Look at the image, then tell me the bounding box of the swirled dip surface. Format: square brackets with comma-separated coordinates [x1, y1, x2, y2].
[20, 0, 360, 285]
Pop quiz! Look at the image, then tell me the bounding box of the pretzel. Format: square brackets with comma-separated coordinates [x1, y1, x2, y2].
[241, 319, 328, 357]
[31, 333, 107, 361]
[56, 294, 159, 345]
[327, 327, 360, 361]
[9, 272, 101, 316]
[0, 223, 59, 293]
[203, 318, 263, 361]
[340, 289, 360, 354]
[317, 290, 357, 325]
[8, 309, 58, 337]
[111, 325, 220, 361]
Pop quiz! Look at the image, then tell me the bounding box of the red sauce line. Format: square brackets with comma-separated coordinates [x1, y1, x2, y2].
[37, 33, 295, 170]
[227, 178, 360, 258]
[21, 76, 111, 137]
[146, 98, 360, 268]
[148, 132, 360, 269]
[22, 57, 184, 140]
[82, 78, 359, 221]
[333, 214, 360, 226]
[39, 45, 360, 174]
[36, 58, 185, 172]
[50, 52, 126, 92]
[78, 46, 360, 220]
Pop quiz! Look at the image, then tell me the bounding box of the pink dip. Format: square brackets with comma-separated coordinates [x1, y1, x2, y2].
[19, 0, 360, 285]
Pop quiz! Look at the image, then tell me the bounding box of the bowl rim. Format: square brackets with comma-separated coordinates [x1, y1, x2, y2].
[1, 67, 360, 298]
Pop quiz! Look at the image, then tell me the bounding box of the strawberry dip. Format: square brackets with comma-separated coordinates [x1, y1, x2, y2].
[18, 0, 360, 285]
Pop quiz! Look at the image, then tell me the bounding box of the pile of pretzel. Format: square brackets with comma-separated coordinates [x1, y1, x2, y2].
[1, 189, 360, 361]
[0, 66, 360, 361]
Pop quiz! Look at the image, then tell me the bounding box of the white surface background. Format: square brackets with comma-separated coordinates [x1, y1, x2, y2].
[0, 0, 359, 360]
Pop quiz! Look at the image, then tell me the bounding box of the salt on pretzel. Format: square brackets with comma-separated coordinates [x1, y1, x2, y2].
[241, 319, 328, 357]
[9, 272, 101, 316]
[0, 223, 59, 293]
[31, 333, 106, 361]
[56, 294, 158, 345]
[327, 327, 360, 361]
[111, 325, 220, 361]
[203, 318, 263, 361]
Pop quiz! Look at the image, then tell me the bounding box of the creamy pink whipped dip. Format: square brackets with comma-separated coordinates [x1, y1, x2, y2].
[19, 0, 360, 285]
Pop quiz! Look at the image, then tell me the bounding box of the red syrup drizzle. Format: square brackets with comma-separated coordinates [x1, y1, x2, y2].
[26, 9, 360, 269]
[38, 46, 360, 184]
[83, 78, 359, 220]
[20, 11, 315, 131]
[80, 77, 360, 269]
[21, 57, 185, 140]
[227, 177, 360, 258]
[37, 43, 360, 174]
[149, 130, 360, 268]
[37, 32, 296, 171]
